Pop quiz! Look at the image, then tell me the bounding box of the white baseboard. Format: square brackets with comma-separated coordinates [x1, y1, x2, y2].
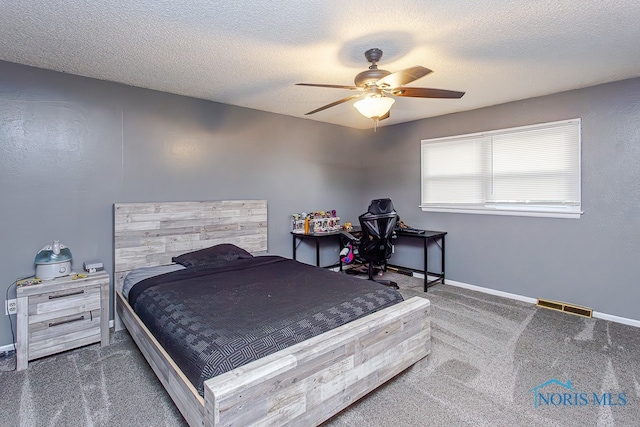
[444, 278, 537, 304]
[3, 281, 638, 352]
[0, 343, 15, 353]
[443, 278, 640, 328]
[591, 311, 640, 328]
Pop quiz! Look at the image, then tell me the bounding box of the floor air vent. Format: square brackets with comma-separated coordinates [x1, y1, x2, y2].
[536, 298, 593, 318]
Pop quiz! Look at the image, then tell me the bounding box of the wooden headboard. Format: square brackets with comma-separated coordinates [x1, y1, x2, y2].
[113, 200, 267, 293]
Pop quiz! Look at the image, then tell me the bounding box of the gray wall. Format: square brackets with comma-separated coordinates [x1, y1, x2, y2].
[0, 60, 369, 347]
[2, 59, 639, 348]
[365, 78, 640, 321]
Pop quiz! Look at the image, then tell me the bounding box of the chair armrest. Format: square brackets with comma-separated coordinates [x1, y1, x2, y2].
[340, 230, 359, 243]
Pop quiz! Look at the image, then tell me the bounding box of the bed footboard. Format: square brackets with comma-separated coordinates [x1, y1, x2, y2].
[203, 296, 430, 427]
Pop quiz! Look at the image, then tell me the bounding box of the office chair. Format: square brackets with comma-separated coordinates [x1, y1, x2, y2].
[341, 199, 399, 289]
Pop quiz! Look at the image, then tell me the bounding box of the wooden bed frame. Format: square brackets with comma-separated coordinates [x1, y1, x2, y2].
[113, 200, 431, 427]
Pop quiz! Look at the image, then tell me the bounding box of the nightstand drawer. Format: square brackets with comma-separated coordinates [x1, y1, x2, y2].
[28, 286, 101, 322]
[28, 312, 101, 360]
[27, 286, 102, 360]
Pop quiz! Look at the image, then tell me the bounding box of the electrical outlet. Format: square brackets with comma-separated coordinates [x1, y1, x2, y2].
[5, 299, 17, 315]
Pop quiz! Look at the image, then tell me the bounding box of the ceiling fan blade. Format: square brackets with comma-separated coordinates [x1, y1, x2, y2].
[375, 66, 432, 88]
[390, 87, 465, 99]
[304, 94, 363, 115]
[296, 83, 362, 91]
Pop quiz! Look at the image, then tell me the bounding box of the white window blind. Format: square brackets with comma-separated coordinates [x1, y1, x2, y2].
[421, 119, 582, 218]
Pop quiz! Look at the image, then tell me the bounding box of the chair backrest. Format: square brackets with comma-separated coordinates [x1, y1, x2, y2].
[357, 211, 398, 263]
[367, 198, 395, 215]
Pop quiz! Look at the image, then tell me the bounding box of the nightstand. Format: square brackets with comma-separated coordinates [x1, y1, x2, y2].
[15, 271, 110, 371]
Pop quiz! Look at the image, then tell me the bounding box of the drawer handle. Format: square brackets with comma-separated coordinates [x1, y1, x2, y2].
[49, 316, 85, 328]
[48, 290, 85, 299]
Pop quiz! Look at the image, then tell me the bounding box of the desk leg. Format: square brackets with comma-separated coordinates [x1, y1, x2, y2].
[423, 237, 429, 292]
[425, 235, 446, 291]
[336, 235, 343, 271]
[292, 236, 297, 261]
[441, 235, 446, 283]
[315, 239, 320, 267]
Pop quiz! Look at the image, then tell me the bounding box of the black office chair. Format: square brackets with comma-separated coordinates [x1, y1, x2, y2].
[342, 199, 399, 289]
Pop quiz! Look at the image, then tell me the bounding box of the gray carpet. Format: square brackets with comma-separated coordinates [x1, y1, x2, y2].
[1, 273, 639, 426]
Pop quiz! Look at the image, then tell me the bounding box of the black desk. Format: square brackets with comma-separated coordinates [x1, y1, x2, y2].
[291, 231, 344, 270]
[391, 230, 446, 292]
[291, 229, 446, 291]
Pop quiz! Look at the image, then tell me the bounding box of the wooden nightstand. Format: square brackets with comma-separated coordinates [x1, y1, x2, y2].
[15, 271, 110, 371]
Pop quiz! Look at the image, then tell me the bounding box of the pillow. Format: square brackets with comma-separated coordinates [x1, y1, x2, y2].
[172, 243, 253, 268]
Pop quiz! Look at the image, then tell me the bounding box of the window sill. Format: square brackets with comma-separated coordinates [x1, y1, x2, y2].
[420, 206, 583, 219]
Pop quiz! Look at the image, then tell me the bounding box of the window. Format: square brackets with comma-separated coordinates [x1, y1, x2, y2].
[421, 119, 582, 218]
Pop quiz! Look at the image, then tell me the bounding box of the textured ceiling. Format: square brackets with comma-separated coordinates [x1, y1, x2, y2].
[1, 1, 639, 129]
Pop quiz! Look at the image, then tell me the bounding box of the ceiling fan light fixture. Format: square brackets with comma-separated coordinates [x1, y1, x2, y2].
[296, 48, 463, 128]
[353, 95, 395, 120]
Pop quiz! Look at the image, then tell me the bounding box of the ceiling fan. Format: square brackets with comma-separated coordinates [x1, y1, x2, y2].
[297, 48, 465, 126]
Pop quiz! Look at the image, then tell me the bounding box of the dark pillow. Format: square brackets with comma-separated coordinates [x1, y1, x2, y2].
[172, 243, 253, 268]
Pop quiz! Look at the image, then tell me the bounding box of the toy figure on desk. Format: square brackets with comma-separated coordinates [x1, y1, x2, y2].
[292, 210, 341, 234]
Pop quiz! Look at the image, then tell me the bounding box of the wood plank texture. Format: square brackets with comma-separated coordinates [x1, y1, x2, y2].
[15, 271, 110, 370]
[113, 200, 268, 294]
[203, 297, 430, 427]
[113, 200, 431, 427]
[116, 291, 205, 427]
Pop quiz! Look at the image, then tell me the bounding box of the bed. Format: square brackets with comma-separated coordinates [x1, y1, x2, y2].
[114, 200, 431, 427]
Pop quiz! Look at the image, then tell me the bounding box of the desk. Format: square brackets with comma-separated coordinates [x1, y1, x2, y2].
[291, 231, 344, 270]
[291, 229, 446, 291]
[391, 230, 446, 292]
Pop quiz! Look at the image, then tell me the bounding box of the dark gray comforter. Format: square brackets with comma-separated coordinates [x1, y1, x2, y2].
[128, 256, 403, 396]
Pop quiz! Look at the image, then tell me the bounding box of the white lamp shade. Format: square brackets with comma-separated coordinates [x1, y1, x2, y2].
[353, 95, 395, 119]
